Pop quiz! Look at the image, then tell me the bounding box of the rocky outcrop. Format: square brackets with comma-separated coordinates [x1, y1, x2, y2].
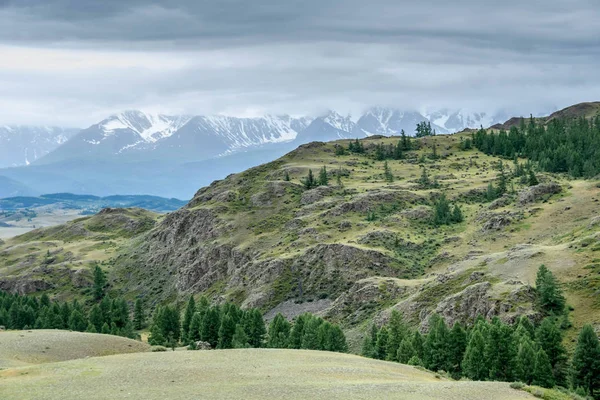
[478, 210, 524, 232]
[518, 183, 562, 205]
[0, 278, 54, 295]
[300, 186, 333, 205]
[326, 190, 424, 216]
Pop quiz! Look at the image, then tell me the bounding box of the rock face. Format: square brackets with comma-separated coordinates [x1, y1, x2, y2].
[518, 183, 562, 205]
[0, 278, 54, 295]
[478, 211, 524, 232]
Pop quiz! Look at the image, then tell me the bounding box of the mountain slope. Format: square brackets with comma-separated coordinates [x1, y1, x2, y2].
[3, 129, 600, 345]
[0, 126, 79, 168]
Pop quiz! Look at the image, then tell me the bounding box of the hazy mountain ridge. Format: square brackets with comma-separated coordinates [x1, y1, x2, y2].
[0, 126, 80, 168]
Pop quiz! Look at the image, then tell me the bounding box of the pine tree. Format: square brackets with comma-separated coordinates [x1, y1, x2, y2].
[284, 170, 290, 181]
[232, 324, 250, 348]
[301, 316, 322, 350]
[423, 314, 450, 372]
[535, 318, 567, 384]
[448, 323, 467, 378]
[181, 296, 196, 344]
[419, 167, 430, 187]
[243, 309, 266, 348]
[485, 318, 516, 381]
[386, 310, 407, 361]
[68, 309, 87, 332]
[303, 169, 317, 189]
[497, 161, 508, 195]
[451, 205, 464, 223]
[383, 161, 394, 183]
[533, 349, 555, 388]
[318, 166, 329, 186]
[462, 329, 488, 380]
[188, 312, 202, 344]
[397, 338, 415, 364]
[88, 304, 103, 332]
[411, 331, 425, 361]
[200, 307, 221, 348]
[267, 313, 291, 348]
[571, 324, 600, 397]
[101, 322, 111, 335]
[217, 313, 236, 349]
[375, 327, 389, 360]
[528, 169, 539, 186]
[535, 265, 566, 315]
[289, 314, 308, 349]
[486, 182, 497, 201]
[133, 298, 145, 330]
[515, 336, 537, 385]
[92, 265, 107, 301]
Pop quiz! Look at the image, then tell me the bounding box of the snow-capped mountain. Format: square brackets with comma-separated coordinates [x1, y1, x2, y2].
[0, 126, 80, 168]
[295, 111, 356, 143]
[38, 111, 313, 164]
[424, 109, 510, 133]
[355, 107, 448, 136]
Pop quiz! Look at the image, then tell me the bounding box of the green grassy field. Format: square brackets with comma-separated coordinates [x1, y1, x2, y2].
[0, 344, 534, 400]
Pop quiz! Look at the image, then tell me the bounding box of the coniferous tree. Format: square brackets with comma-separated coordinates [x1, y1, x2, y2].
[419, 167, 431, 187]
[451, 205, 464, 223]
[88, 304, 103, 332]
[448, 323, 467, 378]
[571, 324, 600, 397]
[284, 170, 291, 181]
[181, 296, 196, 344]
[92, 265, 107, 301]
[533, 349, 555, 388]
[515, 336, 537, 385]
[133, 298, 145, 330]
[535, 265, 566, 315]
[375, 326, 389, 360]
[303, 169, 318, 189]
[200, 307, 221, 348]
[267, 313, 291, 348]
[423, 314, 450, 372]
[397, 338, 416, 364]
[535, 317, 567, 385]
[318, 166, 329, 186]
[101, 322, 111, 335]
[386, 310, 407, 361]
[232, 324, 250, 348]
[301, 316, 322, 350]
[188, 312, 202, 344]
[411, 330, 425, 361]
[485, 318, 515, 381]
[289, 313, 308, 350]
[383, 161, 394, 183]
[463, 329, 488, 380]
[68, 309, 87, 332]
[217, 313, 237, 349]
[243, 309, 266, 348]
[528, 169, 539, 186]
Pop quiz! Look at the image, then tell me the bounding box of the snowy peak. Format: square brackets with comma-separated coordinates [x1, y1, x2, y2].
[356, 107, 447, 136]
[424, 109, 509, 133]
[100, 111, 192, 143]
[0, 125, 80, 167]
[321, 111, 355, 133]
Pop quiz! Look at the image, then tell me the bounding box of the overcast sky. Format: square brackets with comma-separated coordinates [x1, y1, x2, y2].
[1, 0, 599, 127]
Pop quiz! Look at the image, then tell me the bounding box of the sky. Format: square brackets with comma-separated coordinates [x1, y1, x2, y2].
[0, 0, 599, 127]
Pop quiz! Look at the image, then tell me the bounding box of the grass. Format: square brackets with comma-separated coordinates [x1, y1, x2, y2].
[0, 348, 535, 400]
[0, 330, 149, 369]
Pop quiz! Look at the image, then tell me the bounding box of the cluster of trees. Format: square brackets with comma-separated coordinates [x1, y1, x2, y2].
[0, 290, 142, 339]
[473, 116, 600, 178]
[416, 121, 436, 137]
[302, 166, 329, 189]
[336, 135, 412, 160]
[432, 193, 463, 226]
[363, 311, 600, 395]
[362, 266, 600, 397]
[150, 296, 347, 352]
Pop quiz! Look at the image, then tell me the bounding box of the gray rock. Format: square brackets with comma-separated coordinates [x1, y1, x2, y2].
[518, 182, 562, 205]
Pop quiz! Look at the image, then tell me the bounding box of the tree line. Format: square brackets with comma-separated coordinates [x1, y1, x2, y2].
[0, 290, 141, 339]
[473, 116, 600, 178]
[150, 295, 348, 352]
[361, 266, 600, 398]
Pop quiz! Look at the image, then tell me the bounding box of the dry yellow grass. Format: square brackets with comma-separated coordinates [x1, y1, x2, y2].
[0, 349, 534, 400]
[0, 330, 149, 368]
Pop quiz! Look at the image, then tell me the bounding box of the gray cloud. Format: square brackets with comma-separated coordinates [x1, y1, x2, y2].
[0, 0, 599, 126]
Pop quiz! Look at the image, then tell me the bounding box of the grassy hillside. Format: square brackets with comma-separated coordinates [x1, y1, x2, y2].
[0, 116, 599, 344]
[0, 349, 534, 400]
[0, 330, 149, 368]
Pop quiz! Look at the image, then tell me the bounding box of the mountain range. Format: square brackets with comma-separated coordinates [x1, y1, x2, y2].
[0, 107, 535, 198]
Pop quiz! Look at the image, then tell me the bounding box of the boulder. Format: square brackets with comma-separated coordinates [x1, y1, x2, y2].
[518, 183, 562, 205]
